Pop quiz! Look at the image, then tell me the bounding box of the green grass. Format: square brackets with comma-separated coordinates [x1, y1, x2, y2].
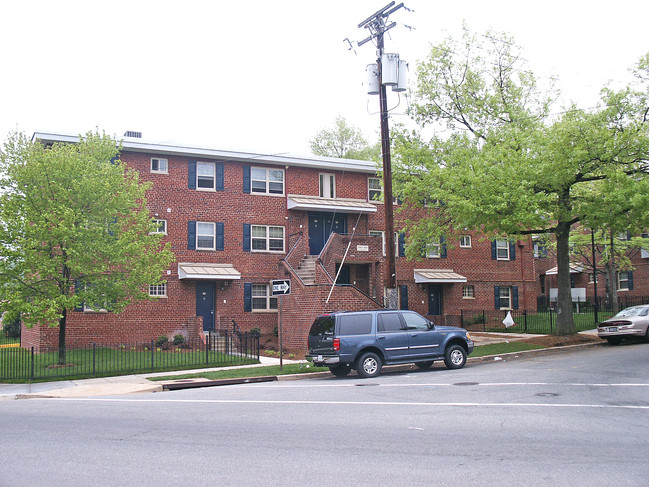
[150, 342, 547, 381]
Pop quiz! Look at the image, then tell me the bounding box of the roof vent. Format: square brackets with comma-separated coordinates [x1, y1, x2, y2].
[124, 131, 142, 138]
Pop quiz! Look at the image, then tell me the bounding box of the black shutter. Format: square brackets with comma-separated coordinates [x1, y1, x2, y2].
[512, 286, 519, 310]
[491, 240, 497, 260]
[628, 271, 634, 290]
[243, 224, 251, 252]
[216, 222, 224, 251]
[398, 233, 405, 257]
[244, 283, 252, 312]
[243, 165, 251, 193]
[188, 221, 196, 250]
[494, 286, 500, 310]
[399, 285, 409, 310]
[216, 162, 224, 191]
[440, 236, 447, 258]
[188, 160, 196, 189]
[509, 242, 516, 261]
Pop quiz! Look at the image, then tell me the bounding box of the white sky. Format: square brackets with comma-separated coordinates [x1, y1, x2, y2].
[1, 0, 647, 156]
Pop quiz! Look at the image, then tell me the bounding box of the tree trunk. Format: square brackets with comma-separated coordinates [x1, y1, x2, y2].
[58, 308, 67, 365]
[555, 222, 576, 335]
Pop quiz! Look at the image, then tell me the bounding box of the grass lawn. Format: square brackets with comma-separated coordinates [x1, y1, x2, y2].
[150, 341, 546, 382]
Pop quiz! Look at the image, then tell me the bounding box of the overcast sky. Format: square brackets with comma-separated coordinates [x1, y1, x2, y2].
[1, 0, 647, 156]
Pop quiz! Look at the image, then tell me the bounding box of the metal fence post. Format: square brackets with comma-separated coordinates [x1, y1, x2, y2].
[524, 310, 528, 333]
[482, 310, 486, 332]
[151, 339, 155, 372]
[92, 343, 96, 377]
[31, 346, 35, 381]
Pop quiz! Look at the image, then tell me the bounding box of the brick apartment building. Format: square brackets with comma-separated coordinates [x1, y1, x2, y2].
[23, 132, 562, 351]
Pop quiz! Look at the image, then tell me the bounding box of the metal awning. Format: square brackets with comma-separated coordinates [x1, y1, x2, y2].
[287, 194, 377, 213]
[178, 263, 241, 280]
[545, 263, 584, 275]
[414, 269, 467, 283]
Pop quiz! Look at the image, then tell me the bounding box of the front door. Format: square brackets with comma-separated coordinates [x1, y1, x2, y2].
[427, 284, 443, 316]
[196, 281, 215, 332]
[375, 311, 409, 361]
[308, 212, 348, 255]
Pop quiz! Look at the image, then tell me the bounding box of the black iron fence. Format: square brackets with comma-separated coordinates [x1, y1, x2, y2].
[0, 331, 259, 382]
[459, 297, 649, 334]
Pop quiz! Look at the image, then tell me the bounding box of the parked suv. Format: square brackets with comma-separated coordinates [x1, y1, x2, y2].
[306, 310, 474, 378]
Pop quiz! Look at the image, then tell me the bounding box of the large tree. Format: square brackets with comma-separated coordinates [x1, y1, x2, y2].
[310, 116, 380, 160]
[392, 29, 649, 334]
[0, 131, 174, 363]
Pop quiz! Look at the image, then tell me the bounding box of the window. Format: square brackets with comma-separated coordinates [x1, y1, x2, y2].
[196, 222, 216, 250]
[618, 271, 630, 291]
[338, 314, 372, 335]
[496, 239, 510, 260]
[498, 286, 512, 310]
[149, 283, 167, 297]
[368, 177, 382, 201]
[251, 284, 278, 311]
[251, 225, 285, 252]
[402, 311, 429, 330]
[151, 158, 168, 173]
[369, 230, 386, 256]
[533, 241, 548, 258]
[197, 162, 216, 190]
[151, 219, 167, 235]
[251, 167, 284, 195]
[320, 173, 336, 199]
[588, 273, 598, 284]
[426, 239, 442, 258]
[460, 235, 472, 248]
[462, 285, 475, 299]
[377, 312, 403, 332]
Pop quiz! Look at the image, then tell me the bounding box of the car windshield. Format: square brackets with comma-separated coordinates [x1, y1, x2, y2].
[614, 307, 649, 318]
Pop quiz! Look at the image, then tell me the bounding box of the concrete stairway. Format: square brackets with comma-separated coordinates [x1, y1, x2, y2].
[295, 255, 318, 285]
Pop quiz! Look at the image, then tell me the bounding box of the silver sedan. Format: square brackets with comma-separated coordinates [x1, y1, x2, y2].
[598, 305, 649, 345]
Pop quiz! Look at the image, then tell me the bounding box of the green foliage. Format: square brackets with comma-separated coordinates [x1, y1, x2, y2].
[155, 335, 169, 347]
[393, 27, 649, 335]
[249, 327, 261, 337]
[310, 116, 379, 160]
[2, 316, 21, 338]
[0, 131, 175, 359]
[172, 334, 185, 345]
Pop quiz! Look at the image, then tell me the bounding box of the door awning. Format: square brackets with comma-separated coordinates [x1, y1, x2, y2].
[414, 269, 467, 283]
[545, 263, 584, 275]
[287, 194, 377, 213]
[178, 263, 241, 280]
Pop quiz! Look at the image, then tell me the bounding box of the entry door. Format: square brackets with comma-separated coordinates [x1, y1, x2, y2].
[308, 212, 348, 255]
[196, 281, 215, 332]
[375, 311, 409, 361]
[427, 284, 443, 316]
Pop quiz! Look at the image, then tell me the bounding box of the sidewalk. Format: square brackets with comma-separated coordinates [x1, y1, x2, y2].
[0, 331, 602, 400]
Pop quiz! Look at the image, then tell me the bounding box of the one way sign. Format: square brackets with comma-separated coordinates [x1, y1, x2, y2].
[271, 279, 291, 296]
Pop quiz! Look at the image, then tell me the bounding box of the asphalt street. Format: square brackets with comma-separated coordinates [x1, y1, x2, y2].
[1, 343, 647, 486]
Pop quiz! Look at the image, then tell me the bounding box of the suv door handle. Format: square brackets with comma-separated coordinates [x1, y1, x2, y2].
[378, 336, 385, 340]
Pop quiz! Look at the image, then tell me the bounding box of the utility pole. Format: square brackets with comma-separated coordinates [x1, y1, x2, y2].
[357, 2, 406, 309]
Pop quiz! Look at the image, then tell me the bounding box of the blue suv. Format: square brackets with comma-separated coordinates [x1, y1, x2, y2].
[306, 310, 474, 378]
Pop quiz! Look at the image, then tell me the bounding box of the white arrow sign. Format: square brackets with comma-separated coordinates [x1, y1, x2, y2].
[271, 280, 291, 295]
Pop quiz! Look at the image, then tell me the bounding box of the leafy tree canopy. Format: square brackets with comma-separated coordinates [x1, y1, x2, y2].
[0, 131, 174, 360]
[393, 28, 649, 334]
[310, 116, 380, 160]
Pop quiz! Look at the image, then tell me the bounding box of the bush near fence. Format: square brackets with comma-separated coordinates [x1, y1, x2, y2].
[0, 331, 259, 382]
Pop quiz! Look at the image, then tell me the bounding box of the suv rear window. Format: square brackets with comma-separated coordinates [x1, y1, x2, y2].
[338, 313, 372, 335]
[309, 316, 335, 337]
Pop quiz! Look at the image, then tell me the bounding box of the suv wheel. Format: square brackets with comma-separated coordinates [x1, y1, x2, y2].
[356, 352, 382, 378]
[329, 365, 352, 377]
[444, 344, 467, 370]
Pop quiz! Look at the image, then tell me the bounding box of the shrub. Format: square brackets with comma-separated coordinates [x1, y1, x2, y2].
[155, 335, 169, 347]
[249, 327, 261, 337]
[173, 334, 185, 345]
[2, 316, 21, 338]
[272, 326, 279, 337]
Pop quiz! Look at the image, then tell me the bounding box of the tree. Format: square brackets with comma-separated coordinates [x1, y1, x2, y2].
[0, 131, 174, 363]
[392, 29, 649, 335]
[310, 116, 380, 160]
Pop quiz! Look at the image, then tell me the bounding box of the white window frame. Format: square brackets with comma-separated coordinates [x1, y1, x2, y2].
[425, 239, 441, 258]
[499, 286, 512, 310]
[151, 219, 167, 235]
[151, 158, 168, 174]
[251, 284, 278, 311]
[496, 239, 510, 260]
[196, 222, 216, 250]
[460, 235, 472, 248]
[251, 167, 284, 195]
[319, 173, 336, 199]
[251, 225, 285, 253]
[618, 271, 630, 291]
[462, 285, 475, 299]
[368, 177, 382, 202]
[197, 161, 216, 191]
[149, 283, 167, 297]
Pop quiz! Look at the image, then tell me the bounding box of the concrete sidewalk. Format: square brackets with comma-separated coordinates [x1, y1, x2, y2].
[0, 331, 602, 400]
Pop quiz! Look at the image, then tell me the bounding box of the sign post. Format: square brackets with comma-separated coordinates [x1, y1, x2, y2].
[271, 280, 291, 370]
